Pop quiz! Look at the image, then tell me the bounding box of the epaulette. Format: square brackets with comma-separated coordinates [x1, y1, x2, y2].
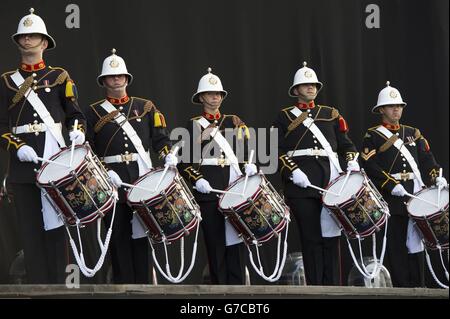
[131, 96, 151, 104]
[48, 66, 67, 73]
[190, 115, 202, 121]
[127, 97, 157, 122]
[316, 105, 340, 121]
[281, 106, 295, 112]
[1, 70, 16, 78]
[134, 98, 166, 128]
[368, 125, 380, 132]
[281, 106, 296, 122]
[90, 99, 106, 108]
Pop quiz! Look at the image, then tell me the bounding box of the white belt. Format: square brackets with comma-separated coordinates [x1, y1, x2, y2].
[102, 153, 139, 164]
[391, 172, 415, 181]
[201, 158, 231, 166]
[287, 148, 336, 157]
[12, 122, 62, 135]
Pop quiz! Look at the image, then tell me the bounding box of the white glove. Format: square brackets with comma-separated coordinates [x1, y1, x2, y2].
[17, 145, 38, 164]
[292, 168, 311, 188]
[69, 130, 85, 145]
[436, 176, 447, 188]
[347, 160, 360, 172]
[107, 170, 123, 188]
[244, 163, 258, 176]
[195, 178, 212, 194]
[391, 184, 407, 197]
[164, 153, 178, 166]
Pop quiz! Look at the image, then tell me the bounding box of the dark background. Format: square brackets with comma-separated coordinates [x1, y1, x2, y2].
[0, 0, 448, 286]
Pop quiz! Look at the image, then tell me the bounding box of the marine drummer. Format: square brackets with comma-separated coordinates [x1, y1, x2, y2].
[0, 8, 86, 283]
[272, 62, 360, 285]
[178, 67, 258, 284]
[85, 49, 177, 284]
[361, 81, 447, 287]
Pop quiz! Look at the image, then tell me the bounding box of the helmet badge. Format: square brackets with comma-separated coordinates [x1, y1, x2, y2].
[304, 70, 313, 78]
[23, 17, 33, 27]
[110, 58, 120, 68]
[389, 90, 398, 99]
[208, 76, 218, 85]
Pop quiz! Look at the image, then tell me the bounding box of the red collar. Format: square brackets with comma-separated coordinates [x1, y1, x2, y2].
[21, 60, 46, 72]
[107, 95, 130, 105]
[296, 101, 315, 110]
[382, 122, 401, 131]
[203, 111, 221, 120]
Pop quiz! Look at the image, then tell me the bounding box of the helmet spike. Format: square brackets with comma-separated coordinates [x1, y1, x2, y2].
[111, 48, 117, 55]
[207, 67, 212, 73]
[303, 61, 307, 67]
[29, 8, 35, 14]
[386, 81, 390, 87]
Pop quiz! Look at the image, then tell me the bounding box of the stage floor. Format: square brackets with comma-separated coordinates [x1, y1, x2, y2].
[0, 285, 447, 299]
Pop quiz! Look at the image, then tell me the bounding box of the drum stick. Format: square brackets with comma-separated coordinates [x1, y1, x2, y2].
[152, 145, 181, 192]
[437, 168, 443, 207]
[36, 157, 70, 168]
[193, 186, 242, 196]
[308, 184, 340, 196]
[338, 153, 359, 195]
[69, 119, 78, 167]
[404, 191, 439, 208]
[242, 149, 255, 195]
[121, 182, 154, 193]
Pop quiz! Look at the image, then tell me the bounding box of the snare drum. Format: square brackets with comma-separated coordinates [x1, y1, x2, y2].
[36, 144, 116, 226]
[218, 173, 290, 245]
[407, 186, 449, 250]
[127, 168, 201, 244]
[322, 171, 389, 239]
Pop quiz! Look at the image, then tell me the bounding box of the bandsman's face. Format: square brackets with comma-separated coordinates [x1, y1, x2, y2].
[294, 84, 317, 101]
[200, 92, 223, 109]
[380, 104, 404, 122]
[104, 75, 128, 90]
[17, 33, 48, 53]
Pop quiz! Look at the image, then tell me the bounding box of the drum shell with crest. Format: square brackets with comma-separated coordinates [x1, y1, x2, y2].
[322, 171, 389, 239]
[406, 186, 449, 250]
[218, 173, 290, 245]
[36, 144, 116, 226]
[126, 167, 201, 244]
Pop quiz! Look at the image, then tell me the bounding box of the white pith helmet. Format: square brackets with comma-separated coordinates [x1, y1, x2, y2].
[97, 48, 133, 87]
[192, 67, 228, 104]
[12, 8, 56, 50]
[288, 61, 323, 97]
[372, 81, 407, 113]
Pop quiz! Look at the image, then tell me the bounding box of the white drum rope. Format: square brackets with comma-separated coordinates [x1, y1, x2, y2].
[347, 217, 388, 280]
[247, 219, 289, 282]
[437, 246, 449, 280]
[67, 194, 117, 277]
[425, 247, 449, 289]
[149, 213, 201, 283]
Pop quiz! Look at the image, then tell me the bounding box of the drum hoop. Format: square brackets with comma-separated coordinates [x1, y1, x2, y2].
[322, 182, 366, 208]
[218, 173, 262, 211]
[126, 167, 177, 205]
[36, 145, 89, 186]
[406, 185, 449, 214]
